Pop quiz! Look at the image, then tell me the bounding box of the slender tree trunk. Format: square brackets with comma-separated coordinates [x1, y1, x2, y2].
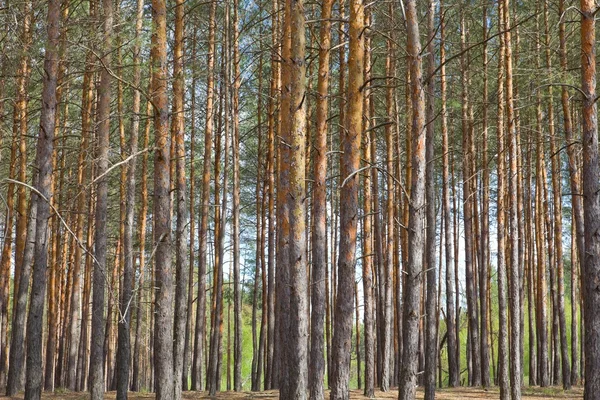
[151, 0, 174, 396]
[265, 0, 279, 390]
[424, 1, 438, 398]
[232, 0, 243, 391]
[480, 4, 491, 387]
[330, 0, 364, 398]
[361, 42, 375, 396]
[3, 0, 32, 392]
[581, 1, 600, 398]
[503, 1, 521, 397]
[439, 0, 458, 387]
[398, 1, 426, 398]
[542, 11, 571, 387]
[65, 26, 94, 394]
[132, 87, 151, 392]
[355, 281, 361, 389]
[460, 12, 481, 387]
[377, 6, 392, 391]
[172, 0, 189, 397]
[283, 0, 309, 396]
[496, 3, 510, 397]
[115, 1, 143, 398]
[9, 0, 33, 381]
[276, 0, 292, 394]
[90, 0, 113, 396]
[559, 0, 584, 385]
[23, 0, 60, 397]
[7, 182, 37, 397]
[183, 28, 198, 393]
[571, 214, 580, 385]
[309, 0, 333, 398]
[191, 0, 217, 390]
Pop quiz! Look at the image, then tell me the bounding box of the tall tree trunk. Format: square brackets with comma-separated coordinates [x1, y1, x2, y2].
[232, 0, 243, 391]
[191, 0, 217, 390]
[361, 35, 375, 395]
[543, 8, 571, 386]
[265, 0, 279, 390]
[559, 0, 584, 385]
[284, 0, 309, 396]
[172, 0, 189, 397]
[503, 0, 521, 397]
[24, 0, 60, 397]
[398, 0, 426, 398]
[115, 1, 143, 398]
[496, 2, 510, 397]
[581, 1, 600, 398]
[330, 0, 364, 398]
[440, 0, 458, 386]
[535, 39, 550, 388]
[276, 0, 292, 394]
[182, 28, 198, 393]
[460, 12, 481, 387]
[309, 0, 333, 398]
[480, 4, 491, 387]
[3, 0, 32, 393]
[65, 19, 95, 393]
[424, 1, 438, 398]
[132, 87, 151, 392]
[90, 0, 113, 396]
[151, 0, 174, 396]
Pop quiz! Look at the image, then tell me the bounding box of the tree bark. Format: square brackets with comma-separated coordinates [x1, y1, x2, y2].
[24, 0, 60, 397]
[581, 1, 600, 398]
[276, 0, 292, 394]
[284, 0, 309, 396]
[191, 0, 217, 391]
[439, 0, 458, 387]
[330, 0, 364, 398]
[172, 0, 189, 397]
[559, 0, 584, 385]
[398, 0, 426, 398]
[496, 3, 510, 397]
[232, 0, 243, 391]
[424, 1, 438, 398]
[115, 1, 143, 398]
[309, 0, 333, 398]
[3, 0, 33, 393]
[460, 12, 481, 387]
[503, 0, 521, 397]
[90, 0, 113, 396]
[151, 0, 174, 396]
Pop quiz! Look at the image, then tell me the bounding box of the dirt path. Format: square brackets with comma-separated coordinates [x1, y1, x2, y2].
[0, 386, 584, 399]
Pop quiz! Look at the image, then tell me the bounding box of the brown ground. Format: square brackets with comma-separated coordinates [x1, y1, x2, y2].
[0, 387, 584, 400]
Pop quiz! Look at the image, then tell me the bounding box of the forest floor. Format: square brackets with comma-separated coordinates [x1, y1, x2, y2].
[0, 386, 584, 399]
